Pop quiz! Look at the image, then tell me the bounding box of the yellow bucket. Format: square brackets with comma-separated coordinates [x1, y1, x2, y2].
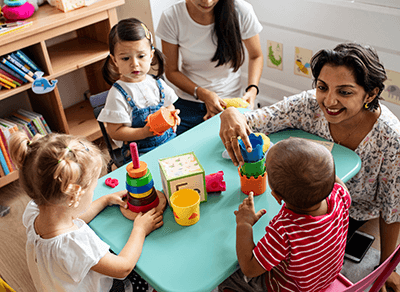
[170, 189, 200, 226]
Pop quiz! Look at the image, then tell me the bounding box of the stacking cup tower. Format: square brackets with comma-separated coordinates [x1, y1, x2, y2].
[238, 133, 268, 196]
[120, 142, 166, 220]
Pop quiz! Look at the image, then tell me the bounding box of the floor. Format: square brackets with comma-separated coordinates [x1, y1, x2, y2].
[0, 140, 397, 291]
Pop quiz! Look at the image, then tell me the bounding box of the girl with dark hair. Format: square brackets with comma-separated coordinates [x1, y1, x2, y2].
[157, 0, 263, 135]
[219, 42, 400, 291]
[99, 18, 180, 162]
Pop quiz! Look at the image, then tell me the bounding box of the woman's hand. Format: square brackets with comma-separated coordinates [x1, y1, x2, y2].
[219, 107, 252, 166]
[197, 87, 226, 120]
[133, 208, 164, 236]
[381, 271, 400, 292]
[242, 90, 257, 110]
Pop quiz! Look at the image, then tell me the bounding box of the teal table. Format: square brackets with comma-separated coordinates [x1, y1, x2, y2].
[89, 114, 361, 292]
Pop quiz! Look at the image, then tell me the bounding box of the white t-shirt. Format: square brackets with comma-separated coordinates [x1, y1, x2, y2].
[156, 0, 262, 102]
[97, 75, 179, 147]
[23, 201, 113, 292]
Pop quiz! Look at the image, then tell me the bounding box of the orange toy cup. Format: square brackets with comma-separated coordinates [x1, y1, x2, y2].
[170, 189, 200, 226]
[238, 168, 267, 196]
[146, 107, 177, 136]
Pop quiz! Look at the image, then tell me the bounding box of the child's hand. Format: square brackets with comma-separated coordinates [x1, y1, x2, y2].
[234, 192, 266, 227]
[133, 208, 164, 236]
[170, 109, 181, 133]
[105, 190, 128, 209]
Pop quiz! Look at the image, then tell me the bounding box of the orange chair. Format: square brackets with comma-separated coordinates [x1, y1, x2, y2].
[324, 244, 400, 292]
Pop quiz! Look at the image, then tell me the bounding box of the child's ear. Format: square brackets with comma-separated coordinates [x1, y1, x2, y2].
[271, 190, 283, 205]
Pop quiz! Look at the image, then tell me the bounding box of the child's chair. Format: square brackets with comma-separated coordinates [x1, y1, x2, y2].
[89, 91, 124, 173]
[325, 244, 400, 292]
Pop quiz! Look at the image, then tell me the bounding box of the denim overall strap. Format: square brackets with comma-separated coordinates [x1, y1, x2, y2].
[115, 79, 175, 162]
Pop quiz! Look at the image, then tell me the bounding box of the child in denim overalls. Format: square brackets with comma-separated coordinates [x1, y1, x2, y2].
[98, 18, 180, 163]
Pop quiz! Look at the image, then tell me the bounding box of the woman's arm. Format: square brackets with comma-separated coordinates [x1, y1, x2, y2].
[107, 122, 153, 142]
[161, 40, 226, 120]
[242, 34, 264, 109]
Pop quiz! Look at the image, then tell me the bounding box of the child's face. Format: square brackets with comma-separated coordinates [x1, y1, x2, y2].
[111, 38, 154, 83]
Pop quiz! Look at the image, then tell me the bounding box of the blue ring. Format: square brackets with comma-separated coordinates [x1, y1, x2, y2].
[126, 179, 154, 194]
[4, 0, 27, 6]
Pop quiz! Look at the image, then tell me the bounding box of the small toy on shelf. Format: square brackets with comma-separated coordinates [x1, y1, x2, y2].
[145, 107, 178, 136]
[120, 142, 167, 220]
[222, 97, 250, 109]
[205, 171, 226, 193]
[159, 152, 207, 204]
[2, 0, 35, 21]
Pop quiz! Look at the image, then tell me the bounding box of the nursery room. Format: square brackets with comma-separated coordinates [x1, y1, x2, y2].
[0, 0, 400, 291]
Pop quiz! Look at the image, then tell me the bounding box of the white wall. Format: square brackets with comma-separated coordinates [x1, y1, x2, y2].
[149, 0, 400, 118]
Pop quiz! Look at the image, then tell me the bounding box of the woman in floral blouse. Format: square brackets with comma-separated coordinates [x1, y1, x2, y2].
[219, 43, 400, 291]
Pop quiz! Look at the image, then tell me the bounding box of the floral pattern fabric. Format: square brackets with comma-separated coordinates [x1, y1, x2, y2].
[245, 89, 400, 223]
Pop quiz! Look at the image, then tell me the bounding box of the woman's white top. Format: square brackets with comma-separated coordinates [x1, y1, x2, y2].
[23, 201, 113, 292]
[97, 75, 179, 147]
[156, 0, 262, 102]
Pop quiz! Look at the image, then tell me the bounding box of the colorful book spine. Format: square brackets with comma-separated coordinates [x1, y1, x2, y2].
[0, 126, 14, 171]
[9, 115, 36, 136]
[0, 135, 11, 175]
[17, 109, 46, 135]
[0, 73, 17, 88]
[11, 52, 32, 71]
[6, 55, 35, 79]
[0, 158, 5, 177]
[0, 68, 22, 86]
[11, 113, 37, 135]
[0, 62, 27, 83]
[7, 118, 33, 139]
[15, 50, 41, 72]
[40, 116, 51, 133]
[0, 81, 11, 89]
[1, 58, 34, 83]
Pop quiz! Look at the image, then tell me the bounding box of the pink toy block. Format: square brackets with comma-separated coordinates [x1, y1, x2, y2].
[205, 171, 226, 193]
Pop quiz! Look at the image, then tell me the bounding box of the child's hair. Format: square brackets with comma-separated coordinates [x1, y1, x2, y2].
[266, 137, 335, 209]
[9, 132, 103, 206]
[311, 42, 387, 112]
[212, 0, 245, 72]
[102, 18, 165, 85]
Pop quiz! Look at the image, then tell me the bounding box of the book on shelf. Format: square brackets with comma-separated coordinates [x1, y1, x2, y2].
[0, 131, 11, 175]
[10, 112, 38, 135]
[0, 157, 5, 177]
[7, 115, 35, 137]
[17, 109, 49, 135]
[0, 73, 17, 88]
[0, 69, 21, 86]
[6, 55, 36, 79]
[6, 117, 33, 140]
[0, 62, 28, 83]
[0, 21, 33, 37]
[14, 50, 42, 73]
[0, 122, 15, 171]
[0, 58, 34, 83]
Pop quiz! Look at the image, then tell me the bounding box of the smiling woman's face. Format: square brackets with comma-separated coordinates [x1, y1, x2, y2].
[187, 0, 219, 13]
[315, 64, 373, 126]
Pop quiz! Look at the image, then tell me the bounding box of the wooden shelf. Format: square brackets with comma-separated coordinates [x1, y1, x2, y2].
[0, 0, 124, 188]
[64, 100, 102, 142]
[48, 38, 109, 78]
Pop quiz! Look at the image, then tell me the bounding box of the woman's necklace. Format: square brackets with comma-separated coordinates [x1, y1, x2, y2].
[333, 115, 364, 146]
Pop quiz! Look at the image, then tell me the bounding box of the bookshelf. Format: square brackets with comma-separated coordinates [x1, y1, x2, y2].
[0, 0, 124, 188]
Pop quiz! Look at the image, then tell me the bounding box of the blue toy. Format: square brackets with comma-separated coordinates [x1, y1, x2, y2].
[32, 71, 58, 94]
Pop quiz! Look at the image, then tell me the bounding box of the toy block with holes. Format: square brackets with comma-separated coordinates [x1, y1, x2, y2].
[158, 152, 207, 205]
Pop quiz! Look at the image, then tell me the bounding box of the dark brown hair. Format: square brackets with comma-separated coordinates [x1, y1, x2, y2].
[266, 138, 335, 209]
[102, 18, 165, 85]
[311, 42, 387, 111]
[212, 0, 245, 72]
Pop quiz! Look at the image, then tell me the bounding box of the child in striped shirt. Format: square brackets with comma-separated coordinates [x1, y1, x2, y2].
[219, 137, 351, 292]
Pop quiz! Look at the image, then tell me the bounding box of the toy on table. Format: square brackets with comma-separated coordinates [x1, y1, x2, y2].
[159, 152, 207, 205]
[105, 177, 119, 188]
[222, 97, 250, 109]
[205, 171, 226, 193]
[120, 142, 167, 220]
[2, 0, 35, 21]
[238, 133, 270, 196]
[145, 107, 178, 136]
[170, 189, 200, 226]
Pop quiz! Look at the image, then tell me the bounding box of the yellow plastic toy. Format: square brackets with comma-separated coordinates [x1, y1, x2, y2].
[222, 98, 249, 109]
[254, 133, 271, 153]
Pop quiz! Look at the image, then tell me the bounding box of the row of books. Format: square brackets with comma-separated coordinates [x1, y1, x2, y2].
[0, 109, 51, 177]
[0, 49, 42, 90]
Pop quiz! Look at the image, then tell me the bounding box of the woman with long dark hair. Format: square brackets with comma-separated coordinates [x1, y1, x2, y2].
[157, 0, 263, 135]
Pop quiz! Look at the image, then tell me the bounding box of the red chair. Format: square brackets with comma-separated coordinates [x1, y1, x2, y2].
[324, 244, 400, 292]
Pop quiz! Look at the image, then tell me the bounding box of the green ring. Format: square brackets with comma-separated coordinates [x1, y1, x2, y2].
[126, 169, 152, 187]
[241, 157, 266, 178]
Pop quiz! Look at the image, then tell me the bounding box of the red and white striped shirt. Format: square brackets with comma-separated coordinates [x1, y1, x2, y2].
[253, 183, 351, 292]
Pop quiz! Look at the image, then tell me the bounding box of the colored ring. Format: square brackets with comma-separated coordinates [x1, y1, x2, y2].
[126, 169, 152, 187]
[4, 0, 27, 6]
[127, 187, 158, 206]
[126, 179, 153, 194]
[129, 188, 153, 199]
[126, 161, 148, 178]
[127, 196, 159, 213]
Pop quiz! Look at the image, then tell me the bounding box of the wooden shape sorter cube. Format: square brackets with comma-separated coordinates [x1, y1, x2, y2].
[159, 152, 207, 204]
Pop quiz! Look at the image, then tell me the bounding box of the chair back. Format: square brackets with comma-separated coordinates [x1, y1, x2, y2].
[89, 91, 124, 172]
[324, 244, 400, 292]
